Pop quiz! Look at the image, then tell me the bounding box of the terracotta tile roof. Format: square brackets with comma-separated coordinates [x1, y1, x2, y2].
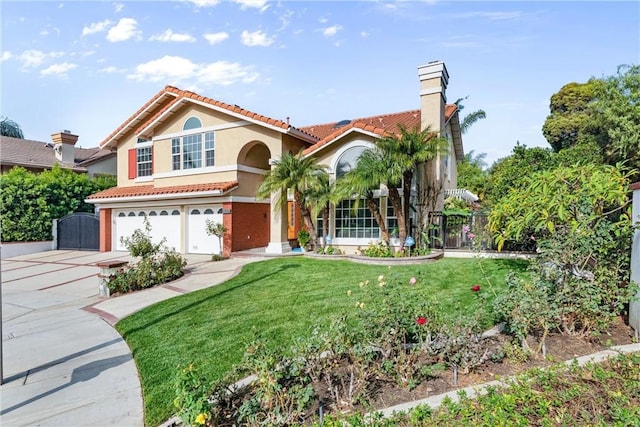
[302, 121, 392, 156]
[102, 85, 318, 148]
[0, 136, 113, 171]
[86, 181, 238, 200]
[300, 105, 458, 141]
[100, 88, 178, 149]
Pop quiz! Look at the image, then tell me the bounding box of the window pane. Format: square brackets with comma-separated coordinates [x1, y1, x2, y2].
[183, 134, 202, 169]
[172, 138, 181, 170]
[333, 198, 380, 240]
[183, 117, 202, 130]
[336, 146, 366, 178]
[137, 146, 152, 177]
[205, 132, 215, 167]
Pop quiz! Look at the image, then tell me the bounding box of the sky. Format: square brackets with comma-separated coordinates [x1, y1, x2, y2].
[1, 0, 639, 167]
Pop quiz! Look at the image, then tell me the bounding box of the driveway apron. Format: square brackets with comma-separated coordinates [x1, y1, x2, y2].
[1, 250, 142, 427]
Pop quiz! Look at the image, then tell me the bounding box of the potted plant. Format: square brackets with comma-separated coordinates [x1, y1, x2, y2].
[297, 229, 310, 252]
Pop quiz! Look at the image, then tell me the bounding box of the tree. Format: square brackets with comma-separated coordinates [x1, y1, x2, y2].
[455, 96, 487, 134]
[541, 80, 605, 153]
[256, 151, 328, 250]
[309, 172, 337, 248]
[485, 143, 557, 206]
[593, 64, 640, 168]
[489, 164, 634, 336]
[0, 116, 24, 138]
[335, 148, 391, 245]
[457, 150, 488, 200]
[0, 165, 116, 242]
[205, 220, 227, 256]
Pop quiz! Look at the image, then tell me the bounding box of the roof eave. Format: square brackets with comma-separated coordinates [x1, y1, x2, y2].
[86, 185, 239, 204]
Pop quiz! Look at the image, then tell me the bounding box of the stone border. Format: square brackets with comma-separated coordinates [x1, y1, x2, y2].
[304, 251, 444, 265]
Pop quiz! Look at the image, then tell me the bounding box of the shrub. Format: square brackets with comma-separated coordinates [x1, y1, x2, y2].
[358, 241, 393, 257]
[109, 217, 186, 294]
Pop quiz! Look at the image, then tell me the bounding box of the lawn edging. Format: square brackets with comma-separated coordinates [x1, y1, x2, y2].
[304, 250, 444, 265]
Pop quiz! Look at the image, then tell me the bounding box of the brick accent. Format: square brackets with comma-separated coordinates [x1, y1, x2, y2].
[230, 202, 270, 252]
[99, 208, 112, 252]
[631, 182, 640, 191]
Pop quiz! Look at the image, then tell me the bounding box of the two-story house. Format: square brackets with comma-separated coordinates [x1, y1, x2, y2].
[87, 60, 463, 255]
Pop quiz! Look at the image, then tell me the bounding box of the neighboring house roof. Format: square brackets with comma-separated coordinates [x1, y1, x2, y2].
[0, 136, 114, 172]
[100, 85, 319, 149]
[86, 181, 239, 202]
[301, 105, 462, 159]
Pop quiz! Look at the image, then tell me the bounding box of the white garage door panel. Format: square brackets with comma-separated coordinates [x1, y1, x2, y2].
[115, 209, 181, 252]
[187, 207, 223, 254]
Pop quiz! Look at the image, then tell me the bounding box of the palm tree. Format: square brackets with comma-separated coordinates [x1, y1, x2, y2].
[455, 96, 487, 134]
[335, 148, 391, 245]
[256, 151, 328, 250]
[0, 116, 24, 138]
[376, 125, 448, 246]
[309, 173, 337, 249]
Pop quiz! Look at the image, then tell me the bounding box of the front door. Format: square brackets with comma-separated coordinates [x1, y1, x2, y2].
[287, 201, 296, 240]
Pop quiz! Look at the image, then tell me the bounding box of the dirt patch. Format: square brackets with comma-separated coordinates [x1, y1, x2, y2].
[307, 317, 636, 420]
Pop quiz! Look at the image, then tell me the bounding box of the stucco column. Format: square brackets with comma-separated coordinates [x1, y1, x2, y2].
[629, 182, 640, 338]
[265, 189, 290, 254]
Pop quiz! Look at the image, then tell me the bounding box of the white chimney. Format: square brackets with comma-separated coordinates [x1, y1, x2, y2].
[51, 130, 79, 164]
[418, 60, 449, 133]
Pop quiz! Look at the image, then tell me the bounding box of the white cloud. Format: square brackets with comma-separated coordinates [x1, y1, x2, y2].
[149, 29, 196, 43]
[318, 17, 328, 24]
[203, 32, 229, 45]
[106, 18, 141, 42]
[198, 61, 259, 85]
[99, 65, 125, 73]
[127, 55, 260, 87]
[241, 30, 274, 47]
[19, 50, 48, 68]
[322, 24, 342, 37]
[1, 51, 12, 62]
[186, 0, 220, 7]
[234, 0, 269, 12]
[114, 3, 124, 13]
[128, 56, 197, 82]
[454, 11, 522, 21]
[277, 10, 294, 31]
[82, 19, 112, 37]
[360, 31, 369, 38]
[40, 62, 77, 77]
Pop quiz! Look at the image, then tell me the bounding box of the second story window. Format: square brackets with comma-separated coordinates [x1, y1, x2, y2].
[172, 117, 215, 171]
[137, 146, 153, 177]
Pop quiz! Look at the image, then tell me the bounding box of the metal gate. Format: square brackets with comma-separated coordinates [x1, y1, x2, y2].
[57, 213, 99, 250]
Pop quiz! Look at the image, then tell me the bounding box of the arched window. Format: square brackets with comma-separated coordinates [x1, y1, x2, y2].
[160, 210, 168, 216]
[149, 211, 157, 216]
[204, 208, 214, 214]
[183, 117, 202, 130]
[171, 210, 180, 215]
[335, 146, 367, 178]
[138, 211, 145, 216]
[118, 212, 126, 217]
[128, 212, 136, 217]
[190, 209, 200, 215]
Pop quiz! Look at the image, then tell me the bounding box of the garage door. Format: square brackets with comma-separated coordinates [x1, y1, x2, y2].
[187, 207, 223, 254]
[115, 209, 181, 252]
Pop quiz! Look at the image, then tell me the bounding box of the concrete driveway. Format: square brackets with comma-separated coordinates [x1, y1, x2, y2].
[1, 250, 260, 426]
[1, 250, 142, 426]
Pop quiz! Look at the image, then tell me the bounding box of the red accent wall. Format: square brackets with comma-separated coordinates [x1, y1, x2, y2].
[230, 202, 270, 252]
[128, 149, 137, 179]
[99, 208, 112, 252]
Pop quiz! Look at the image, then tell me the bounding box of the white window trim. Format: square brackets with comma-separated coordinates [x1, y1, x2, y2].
[330, 140, 374, 176]
[152, 164, 268, 179]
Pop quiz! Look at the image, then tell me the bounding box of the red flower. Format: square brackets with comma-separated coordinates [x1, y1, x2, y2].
[416, 316, 427, 325]
[471, 285, 481, 292]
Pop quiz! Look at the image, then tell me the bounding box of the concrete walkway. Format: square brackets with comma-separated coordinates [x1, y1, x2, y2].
[1, 250, 264, 427]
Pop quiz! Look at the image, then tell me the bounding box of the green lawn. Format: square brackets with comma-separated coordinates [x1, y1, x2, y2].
[115, 257, 529, 426]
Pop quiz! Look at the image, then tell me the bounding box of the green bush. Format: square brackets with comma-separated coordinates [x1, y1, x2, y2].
[0, 165, 115, 242]
[109, 217, 186, 294]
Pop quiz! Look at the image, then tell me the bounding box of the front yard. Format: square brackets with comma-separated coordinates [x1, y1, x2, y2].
[116, 257, 528, 426]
